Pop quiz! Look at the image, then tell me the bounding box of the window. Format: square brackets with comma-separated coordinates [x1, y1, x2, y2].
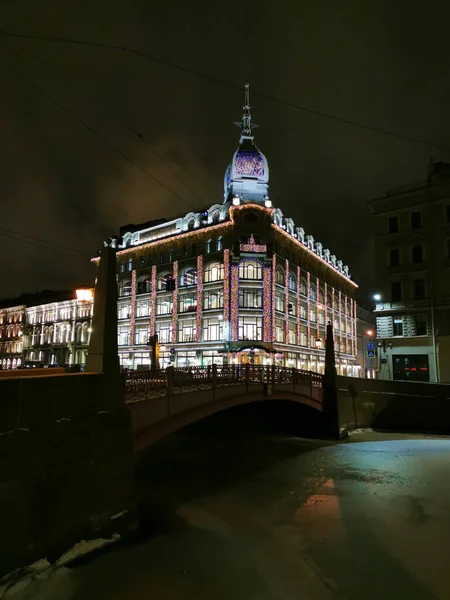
[127, 258, 133, 271]
[182, 245, 188, 258]
[389, 216, 399, 234]
[119, 280, 132, 296]
[416, 319, 427, 336]
[118, 303, 131, 319]
[217, 236, 223, 251]
[206, 239, 212, 253]
[389, 248, 400, 267]
[180, 268, 197, 287]
[212, 212, 220, 224]
[288, 272, 296, 291]
[178, 320, 196, 343]
[119, 262, 125, 273]
[275, 294, 284, 312]
[288, 301, 296, 316]
[168, 249, 174, 262]
[203, 318, 223, 341]
[411, 210, 422, 230]
[391, 281, 402, 302]
[239, 261, 263, 280]
[137, 277, 151, 294]
[238, 316, 262, 341]
[299, 304, 307, 319]
[275, 319, 284, 343]
[412, 244, 423, 264]
[135, 324, 149, 345]
[179, 294, 197, 313]
[159, 253, 164, 264]
[156, 297, 173, 315]
[118, 325, 129, 346]
[239, 289, 262, 309]
[300, 278, 307, 296]
[275, 267, 285, 285]
[288, 323, 296, 345]
[203, 290, 223, 310]
[310, 283, 316, 302]
[136, 300, 150, 318]
[413, 279, 426, 300]
[157, 273, 171, 291]
[155, 321, 171, 344]
[204, 262, 224, 282]
[191, 243, 197, 257]
[393, 318, 403, 337]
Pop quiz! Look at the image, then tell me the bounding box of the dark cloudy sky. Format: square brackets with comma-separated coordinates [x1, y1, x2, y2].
[1, 1, 450, 305]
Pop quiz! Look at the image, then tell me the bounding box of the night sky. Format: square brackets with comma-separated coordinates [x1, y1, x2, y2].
[2, 1, 450, 306]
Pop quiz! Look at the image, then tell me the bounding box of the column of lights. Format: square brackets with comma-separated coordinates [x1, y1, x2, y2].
[230, 265, 239, 341]
[196, 255, 203, 342]
[223, 250, 230, 324]
[338, 290, 343, 355]
[271, 255, 276, 342]
[346, 296, 350, 356]
[353, 299, 357, 356]
[263, 266, 272, 342]
[296, 266, 301, 347]
[316, 276, 320, 343]
[171, 261, 178, 345]
[306, 271, 311, 350]
[150, 265, 156, 337]
[130, 269, 137, 347]
[331, 286, 336, 353]
[284, 259, 289, 344]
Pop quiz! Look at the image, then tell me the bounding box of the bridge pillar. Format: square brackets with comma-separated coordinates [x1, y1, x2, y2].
[323, 322, 340, 438]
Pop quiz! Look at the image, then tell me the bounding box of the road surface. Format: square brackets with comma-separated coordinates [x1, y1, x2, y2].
[7, 425, 450, 599]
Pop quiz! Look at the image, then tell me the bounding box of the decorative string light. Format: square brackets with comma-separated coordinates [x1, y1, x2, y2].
[271, 255, 276, 342]
[296, 266, 301, 345]
[263, 266, 272, 342]
[284, 259, 289, 343]
[129, 269, 136, 346]
[150, 265, 156, 337]
[230, 265, 239, 340]
[196, 255, 203, 342]
[172, 260, 178, 344]
[240, 234, 267, 253]
[223, 249, 230, 324]
[307, 271, 311, 349]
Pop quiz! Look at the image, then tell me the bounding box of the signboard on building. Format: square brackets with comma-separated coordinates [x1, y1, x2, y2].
[367, 342, 375, 358]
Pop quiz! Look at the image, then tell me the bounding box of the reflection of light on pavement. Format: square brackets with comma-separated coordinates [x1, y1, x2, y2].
[295, 478, 345, 544]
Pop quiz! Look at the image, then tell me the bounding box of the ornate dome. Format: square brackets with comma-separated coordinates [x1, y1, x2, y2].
[223, 82, 269, 203]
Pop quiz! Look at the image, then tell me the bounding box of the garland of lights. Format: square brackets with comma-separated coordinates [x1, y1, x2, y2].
[223, 250, 230, 325]
[306, 271, 311, 349]
[338, 290, 342, 354]
[150, 265, 156, 337]
[230, 265, 239, 341]
[171, 260, 178, 345]
[240, 234, 267, 253]
[263, 266, 272, 342]
[130, 270, 136, 346]
[296, 266, 301, 345]
[196, 255, 203, 342]
[271, 255, 276, 342]
[316, 276, 321, 344]
[284, 259, 289, 343]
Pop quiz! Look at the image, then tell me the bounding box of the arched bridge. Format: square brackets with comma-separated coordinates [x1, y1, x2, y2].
[126, 365, 323, 454]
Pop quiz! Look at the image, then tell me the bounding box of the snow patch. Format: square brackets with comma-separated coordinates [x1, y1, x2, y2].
[56, 418, 71, 424]
[347, 428, 374, 437]
[110, 510, 128, 521]
[55, 534, 120, 566]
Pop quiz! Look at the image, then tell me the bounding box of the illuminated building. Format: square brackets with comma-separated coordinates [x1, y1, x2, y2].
[0, 290, 93, 369]
[369, 161, 450, 382]
[103, 83, 359, 373]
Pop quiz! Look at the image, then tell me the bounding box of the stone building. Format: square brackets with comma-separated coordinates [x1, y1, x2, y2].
[0, 305, 25, 369]
[368, 161, 450, 382]
[104, 83, 359, 373]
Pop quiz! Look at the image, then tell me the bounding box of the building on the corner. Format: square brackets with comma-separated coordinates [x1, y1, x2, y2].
[368, 160, 450, 382]
[356, 306, 377, 378]
[102, 83, 359, 373]
[0, 290, 93, 369]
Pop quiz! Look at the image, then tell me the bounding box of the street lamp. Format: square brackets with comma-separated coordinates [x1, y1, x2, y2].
[366, 329, 374, 337]
[373, 293, 381, 302]
[315, 337, 323, 349]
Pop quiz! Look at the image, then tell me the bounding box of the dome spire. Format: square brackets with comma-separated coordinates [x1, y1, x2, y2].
[234, 80, 258, 141]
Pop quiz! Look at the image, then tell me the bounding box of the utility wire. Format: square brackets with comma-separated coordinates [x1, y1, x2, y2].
[0, 226, 90, 259]
[0, 54, 198, 212]
[0, 30, 449, 152]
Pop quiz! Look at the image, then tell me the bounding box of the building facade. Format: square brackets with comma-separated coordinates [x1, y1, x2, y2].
[369, 161, 450, 382]
[106, 84, 359, 373]
[0, 290, 93, 369]
[356, 306, 377, 378]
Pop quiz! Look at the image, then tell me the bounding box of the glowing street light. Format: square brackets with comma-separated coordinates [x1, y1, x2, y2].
[373, 293, 381, 302]
[315, 337, 323, 349]
[366, 329, 374, 337]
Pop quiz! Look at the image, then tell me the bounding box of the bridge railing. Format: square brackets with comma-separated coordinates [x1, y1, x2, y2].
[125, 365, 323, 402]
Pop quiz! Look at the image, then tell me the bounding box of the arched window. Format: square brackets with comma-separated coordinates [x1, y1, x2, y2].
[159, 252, 164, 264]
[168, 249, 174, 262]
[204, 262, 224, 283]
[147, 255, 153, 266]
[318, 286, 325, 304]
[239, 260, 262, 280]
[137, 277, 151, 294]
[188, 220, 195, 231]
[217, 236, 223, 252]
[327, 289, 333, 306]
[127, 258, 133, 271]
[288, 272, 296, 291]
[179, 268, 198, 287]
[310, 283, 317, 302]
[75, 324, 82, 344]
[276, 267, 285, 285]
[191, 242, 197, 257]
[182, 245, 188, 258]
[212, 211, 220, 224]
[157, 273, 171, 291]
[206, 239, 212, 254]
[119, 280, 132, 297]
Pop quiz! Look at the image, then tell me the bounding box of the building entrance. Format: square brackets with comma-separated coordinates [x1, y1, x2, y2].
[393, 354, 429, 382]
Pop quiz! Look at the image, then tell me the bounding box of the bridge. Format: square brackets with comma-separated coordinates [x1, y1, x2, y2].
[125, 365, 323, 453]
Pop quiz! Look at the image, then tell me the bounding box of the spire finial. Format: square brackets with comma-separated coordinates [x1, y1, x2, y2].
[234, 80, 258, 140]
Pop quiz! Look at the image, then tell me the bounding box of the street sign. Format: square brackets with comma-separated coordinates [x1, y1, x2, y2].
[367, 342, 375, 358]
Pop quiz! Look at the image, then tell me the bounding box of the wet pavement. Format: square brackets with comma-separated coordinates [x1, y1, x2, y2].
[9, 411, 450, 600]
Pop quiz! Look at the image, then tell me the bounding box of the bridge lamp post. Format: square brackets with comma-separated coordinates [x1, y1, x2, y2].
[315, 337, 323, 350]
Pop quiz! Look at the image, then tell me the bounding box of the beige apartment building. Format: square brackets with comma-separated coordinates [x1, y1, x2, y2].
[368, 161, 450, 383]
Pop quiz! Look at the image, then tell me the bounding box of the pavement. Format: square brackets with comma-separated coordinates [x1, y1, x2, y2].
[4, 428, 450, 599]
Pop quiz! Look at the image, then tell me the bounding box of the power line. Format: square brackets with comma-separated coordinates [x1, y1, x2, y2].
[0, 30, 449, 152]
[0, 53, 198, 212]
[0, 226, 90, 259]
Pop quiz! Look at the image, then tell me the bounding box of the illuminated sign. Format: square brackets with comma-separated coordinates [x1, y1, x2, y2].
[76, 289, 94, 302]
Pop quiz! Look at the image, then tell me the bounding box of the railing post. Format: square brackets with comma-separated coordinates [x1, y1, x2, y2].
[245, 363, 249, 386]
[211, 363, 217, 388]
[271, 364, 276, 391]
[166, 365, 174, 396]
[291, 367, 296, 388]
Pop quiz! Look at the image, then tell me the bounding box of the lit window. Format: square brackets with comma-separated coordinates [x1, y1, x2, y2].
[275, 267, 285, 285]
[204, 263, 224, 282]
[239, 260, 262, 280]
[217, 236, 223, 251]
